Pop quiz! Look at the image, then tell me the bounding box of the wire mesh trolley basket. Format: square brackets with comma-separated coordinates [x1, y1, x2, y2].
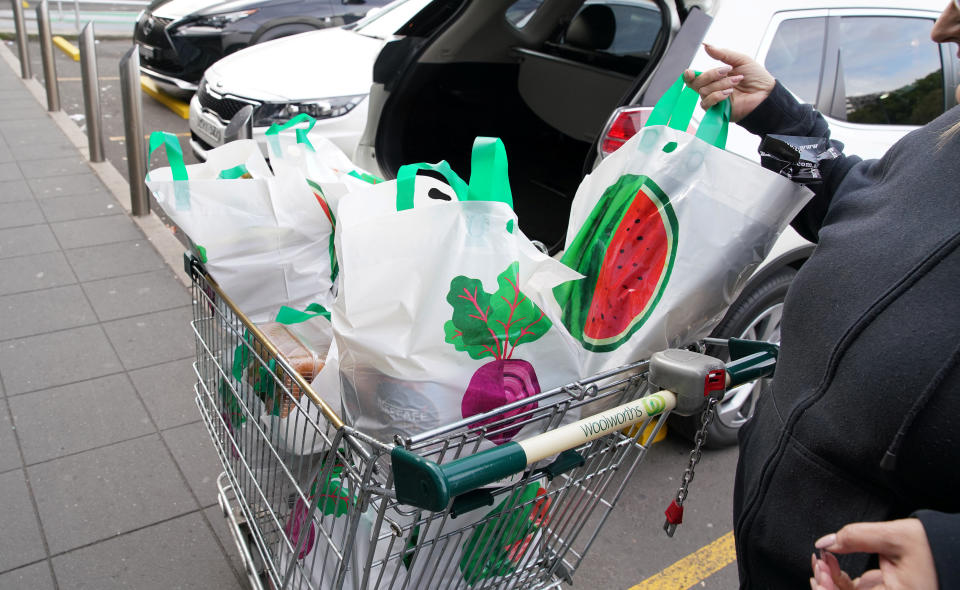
[188, 255, 773, 590]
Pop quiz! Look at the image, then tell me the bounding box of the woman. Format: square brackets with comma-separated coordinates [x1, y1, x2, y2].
[682, 2, 960, 588]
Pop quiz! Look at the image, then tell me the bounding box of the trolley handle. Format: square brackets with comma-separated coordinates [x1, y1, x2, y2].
[391, 342, 778, 512]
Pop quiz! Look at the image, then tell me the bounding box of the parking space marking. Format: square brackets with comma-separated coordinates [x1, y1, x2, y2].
[108, 132, 190, 142]
[57, 76, 121, 82]
[140, 76, 190, 119]
[629, 531, 735, 590]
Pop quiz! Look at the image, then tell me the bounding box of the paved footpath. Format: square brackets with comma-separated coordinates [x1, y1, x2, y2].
[0, 40, 245, 589]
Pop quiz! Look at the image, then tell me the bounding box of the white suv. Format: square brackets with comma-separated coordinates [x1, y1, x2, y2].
[353, 0, 957, 444]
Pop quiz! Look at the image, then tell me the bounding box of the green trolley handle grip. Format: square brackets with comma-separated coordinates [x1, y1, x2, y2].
[391, 391, 678, 512]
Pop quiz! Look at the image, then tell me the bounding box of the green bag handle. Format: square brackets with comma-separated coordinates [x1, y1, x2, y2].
[147, 131, 190, 209]
[274, 303, 331, 325]
[467, 137, 513, 209]
[217, 164, 250, 179]
[265, 113, 317, 153]
[395, 137, 514, 211]
[646, 74, 730, 149]
[396, 160, 469, 211]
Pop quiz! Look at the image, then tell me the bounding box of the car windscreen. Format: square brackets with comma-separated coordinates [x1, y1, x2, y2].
[352, 0, 434, 39]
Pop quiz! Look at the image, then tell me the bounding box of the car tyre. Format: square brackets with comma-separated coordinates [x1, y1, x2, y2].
[671, 266, 797, 448]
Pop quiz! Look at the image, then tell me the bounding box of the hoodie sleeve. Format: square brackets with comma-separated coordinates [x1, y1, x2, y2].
[737, 81, 863, 242]
[914, 510, 960, 589]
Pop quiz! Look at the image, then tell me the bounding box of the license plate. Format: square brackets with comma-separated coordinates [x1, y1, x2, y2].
[195, 113, 225, 146]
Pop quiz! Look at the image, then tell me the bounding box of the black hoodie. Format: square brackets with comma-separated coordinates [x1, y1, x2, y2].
[732, 82, 960, 588]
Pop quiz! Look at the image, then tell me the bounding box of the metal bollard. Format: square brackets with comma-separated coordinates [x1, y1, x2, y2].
[36, 0, 60, 112]
[119, 46, 149, 216]
[224, 105, 254, 143]
[79, 22, 104, 162]
[11, 0, 31, 79]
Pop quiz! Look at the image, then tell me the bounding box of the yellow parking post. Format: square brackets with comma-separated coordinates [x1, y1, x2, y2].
[53, 36, 80, 61]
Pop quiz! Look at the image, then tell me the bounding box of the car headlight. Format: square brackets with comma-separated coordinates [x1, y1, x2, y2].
[253, 95, 367, 127]
[174, 9, 258, 34]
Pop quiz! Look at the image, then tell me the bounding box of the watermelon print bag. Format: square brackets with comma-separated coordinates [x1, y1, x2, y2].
[332, 137, 583, 448]
[145, 132, 338, 322]
[557, 76, 812, 374]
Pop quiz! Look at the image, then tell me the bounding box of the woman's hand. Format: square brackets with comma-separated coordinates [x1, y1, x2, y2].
[809, 518, 938, 590]
[682, 44, 775, 122]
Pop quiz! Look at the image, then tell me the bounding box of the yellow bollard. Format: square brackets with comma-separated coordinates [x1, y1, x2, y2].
[53, 36, 80, 61]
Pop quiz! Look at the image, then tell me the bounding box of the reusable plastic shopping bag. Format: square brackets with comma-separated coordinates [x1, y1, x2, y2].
[556, 76, 812, 374]
[145, 133, 337, 322]
[264, 115, 383, 230]
[279, 461, 550, 590]
[332, 137, 583, 447]
[227, 302, 343, 457]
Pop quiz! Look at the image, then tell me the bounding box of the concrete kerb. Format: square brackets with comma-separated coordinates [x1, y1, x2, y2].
[0, 40, 191, 288]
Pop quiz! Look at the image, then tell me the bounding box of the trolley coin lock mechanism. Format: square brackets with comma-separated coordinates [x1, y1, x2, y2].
[650, 340, 778, 536]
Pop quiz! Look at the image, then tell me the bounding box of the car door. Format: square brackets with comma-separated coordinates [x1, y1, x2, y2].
[817, 8, 957, 159]
[753, 7, 955, 161]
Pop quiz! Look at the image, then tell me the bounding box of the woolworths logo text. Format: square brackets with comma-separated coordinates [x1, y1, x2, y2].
[578, 396, 666, 438]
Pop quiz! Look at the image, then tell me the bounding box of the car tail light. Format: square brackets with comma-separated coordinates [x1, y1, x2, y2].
[598, 106, 699, 159]
[599, 106, 654, 158]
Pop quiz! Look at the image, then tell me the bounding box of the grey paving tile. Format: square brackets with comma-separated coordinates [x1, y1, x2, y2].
[37, 192, 122, 223]
[130, 358, 198, 430]
[52, 512, 241, 590]
[0, 199, 44, 229]
[82, 269, 191, 322]
[0, 561, 55, 590]
[203, 505, 246, 581]
[28, 435, 197, 554]
[0, 140, 12, 163]
[0, 179, 33, 202]
[103, 306, 195, 370]
[162, 421, 223, 505]
[50, 215, 144, 249]
[0, 403, 21, 474]
[12, 142, 81, 162]
[0, 125, 71, 148]
[9, 374, 154, 465]
[0, 325, 122, 395]
[0, 105, 46, 122]
[0, 161, 22, 181]
[0, 251, 76, 297]
[0, 224, 59, 260]
[0, 285, 97, 341]
[65, 240, 165, 282]
[17, 157, 91, 179]
[0, 96, 40, 108]
[27, 174, 105, 199]
[0, 470, 47, 572]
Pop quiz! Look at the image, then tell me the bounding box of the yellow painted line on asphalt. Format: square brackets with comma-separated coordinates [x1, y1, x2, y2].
[108, 132, 190, 142]
[629, 531, 736, 590]
[57, 76, 121, 82]
[53, 36, 80, 61]
[140, 76, 190, 119]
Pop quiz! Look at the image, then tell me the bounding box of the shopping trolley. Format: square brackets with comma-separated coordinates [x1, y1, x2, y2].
[187, 254, 777, 590]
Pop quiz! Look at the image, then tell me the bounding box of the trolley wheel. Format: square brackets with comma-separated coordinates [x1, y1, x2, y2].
[672, 267, 796, 448]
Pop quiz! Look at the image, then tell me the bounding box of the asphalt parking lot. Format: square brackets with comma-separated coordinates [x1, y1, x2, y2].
[3, 32, 743, 590]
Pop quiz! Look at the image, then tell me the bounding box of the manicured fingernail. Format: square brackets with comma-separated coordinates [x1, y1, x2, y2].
[721, 88, 734, 95]
[814, 534, 837, 549]
[717, 65, 732, 75]
[729, 75, 744, 84]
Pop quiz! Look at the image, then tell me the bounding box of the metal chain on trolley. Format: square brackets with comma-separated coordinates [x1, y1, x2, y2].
[663, 394, 721, 537]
